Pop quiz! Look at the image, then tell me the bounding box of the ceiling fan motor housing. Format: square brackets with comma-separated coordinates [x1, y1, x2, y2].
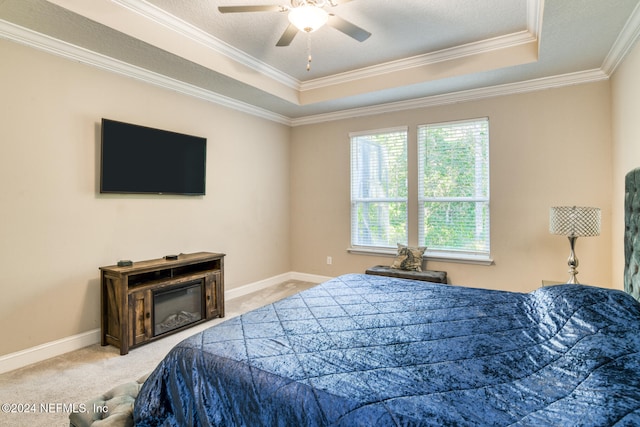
[288, 4, 329, 33]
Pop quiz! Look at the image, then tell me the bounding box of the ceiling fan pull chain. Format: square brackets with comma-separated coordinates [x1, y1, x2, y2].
[307, 34, 312, 71]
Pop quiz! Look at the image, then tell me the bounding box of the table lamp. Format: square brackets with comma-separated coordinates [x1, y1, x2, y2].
[549, 206, 601, 284]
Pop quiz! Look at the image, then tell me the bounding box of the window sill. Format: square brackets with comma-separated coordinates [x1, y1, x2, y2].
[347, 247, 494, 266]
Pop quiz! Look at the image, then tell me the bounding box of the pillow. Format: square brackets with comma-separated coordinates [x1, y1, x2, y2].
[390, 244, 426, 271]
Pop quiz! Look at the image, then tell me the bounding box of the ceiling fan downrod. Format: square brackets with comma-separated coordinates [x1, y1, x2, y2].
[307, 35, 313, 71]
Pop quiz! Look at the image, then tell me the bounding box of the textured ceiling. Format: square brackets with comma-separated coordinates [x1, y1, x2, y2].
[0, 0, 639, 124]
[148, 0, 529, 80]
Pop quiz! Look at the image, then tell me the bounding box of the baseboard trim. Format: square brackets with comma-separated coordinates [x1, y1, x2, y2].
[288, 271, 334, 284]
[225, 272, 332, 300]
[0, 271, 332, 374]
[225, 272, 292, 300]
[0, 329, 100, 375]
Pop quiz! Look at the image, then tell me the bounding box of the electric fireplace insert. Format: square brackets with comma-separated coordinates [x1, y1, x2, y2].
[154, 280, 204, 336]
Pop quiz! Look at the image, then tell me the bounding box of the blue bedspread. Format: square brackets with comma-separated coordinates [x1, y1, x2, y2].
[134, 274, 640, 426]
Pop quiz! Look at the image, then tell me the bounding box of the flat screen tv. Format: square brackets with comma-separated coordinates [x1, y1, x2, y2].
[100, 119, 206, 195]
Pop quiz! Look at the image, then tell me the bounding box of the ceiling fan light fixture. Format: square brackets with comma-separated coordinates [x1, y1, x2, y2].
[288, 5, 329, 33]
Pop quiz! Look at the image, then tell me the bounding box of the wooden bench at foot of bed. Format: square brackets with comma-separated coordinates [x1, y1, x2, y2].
[365, 265, 447, 284]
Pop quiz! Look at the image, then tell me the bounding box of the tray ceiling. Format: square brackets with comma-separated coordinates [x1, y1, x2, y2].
[0, 0, 639, 124]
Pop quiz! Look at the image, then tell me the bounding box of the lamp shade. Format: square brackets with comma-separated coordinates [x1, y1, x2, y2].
[549, 206, 601, 237]
[288, 5, 328, 33]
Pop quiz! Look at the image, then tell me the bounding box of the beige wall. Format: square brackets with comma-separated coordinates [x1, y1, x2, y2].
[0, 39, 291, 356]
[2, 33, 633, 359]
[611, 40, 640, 289]
[291, 82, 613, 293]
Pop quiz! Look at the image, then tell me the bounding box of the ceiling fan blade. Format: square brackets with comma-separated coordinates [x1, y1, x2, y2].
[276, 23, 299, 47]
[327, 14, 371, 42]
[218, 5, 285, 13]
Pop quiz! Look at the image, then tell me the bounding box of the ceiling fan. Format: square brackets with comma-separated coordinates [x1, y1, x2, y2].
[218, 0, 371, 47]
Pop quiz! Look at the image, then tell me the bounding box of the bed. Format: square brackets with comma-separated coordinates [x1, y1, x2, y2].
[134, 274, 640, 426]
[134, 169, 640, 426]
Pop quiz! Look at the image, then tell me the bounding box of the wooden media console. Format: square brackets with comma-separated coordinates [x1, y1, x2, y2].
[100, 252, 225, 355]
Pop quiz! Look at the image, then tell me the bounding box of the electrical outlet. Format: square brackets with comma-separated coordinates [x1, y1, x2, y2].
[326, 256, 332, 265]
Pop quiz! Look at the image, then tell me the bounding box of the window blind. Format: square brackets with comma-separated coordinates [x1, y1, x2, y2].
[418, 118, 490, 256]
[350, 128, 408, 248]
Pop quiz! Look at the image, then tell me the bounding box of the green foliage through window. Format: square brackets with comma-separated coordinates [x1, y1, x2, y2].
[350, 119, 490, 259]
[418, 118, 490, 255]
[350, 128, 408, 248]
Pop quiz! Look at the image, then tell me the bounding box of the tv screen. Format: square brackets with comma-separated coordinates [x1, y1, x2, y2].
[100, 119, 206, 195]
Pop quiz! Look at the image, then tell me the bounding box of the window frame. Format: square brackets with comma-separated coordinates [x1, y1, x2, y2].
[348, 119, 492, 265]
[349, 127, 409, 250]
[417, 117, 491, 261]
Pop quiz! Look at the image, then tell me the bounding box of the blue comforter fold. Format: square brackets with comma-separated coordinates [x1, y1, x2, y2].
[134, 274, 640, 426]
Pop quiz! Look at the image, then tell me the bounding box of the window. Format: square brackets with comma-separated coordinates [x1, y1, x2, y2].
[350, 127, 408, 248]
[349, 118, 490, 262]
[418, 118, 490, 258]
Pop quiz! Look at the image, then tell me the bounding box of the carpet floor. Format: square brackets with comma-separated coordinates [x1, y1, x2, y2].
[0, 280, 317, 427]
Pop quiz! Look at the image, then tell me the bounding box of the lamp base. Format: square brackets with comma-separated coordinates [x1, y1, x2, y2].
[566, 235, 579, 284]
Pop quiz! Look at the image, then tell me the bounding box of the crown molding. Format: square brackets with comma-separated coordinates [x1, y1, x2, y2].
[527, 0, 545, 36]
[109, 0, 544, 97]
[290, 69, 609, 126]
[301, 0, 542, 91]
[111, 0, 299, 90]
[528, 0, 545, 56]
[601, 0, 640, 75]
[300, 30, 536, 92]
[2, 0, 636, 129]
[0, 19, 292, 125]
[0, 17, 612, 129]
